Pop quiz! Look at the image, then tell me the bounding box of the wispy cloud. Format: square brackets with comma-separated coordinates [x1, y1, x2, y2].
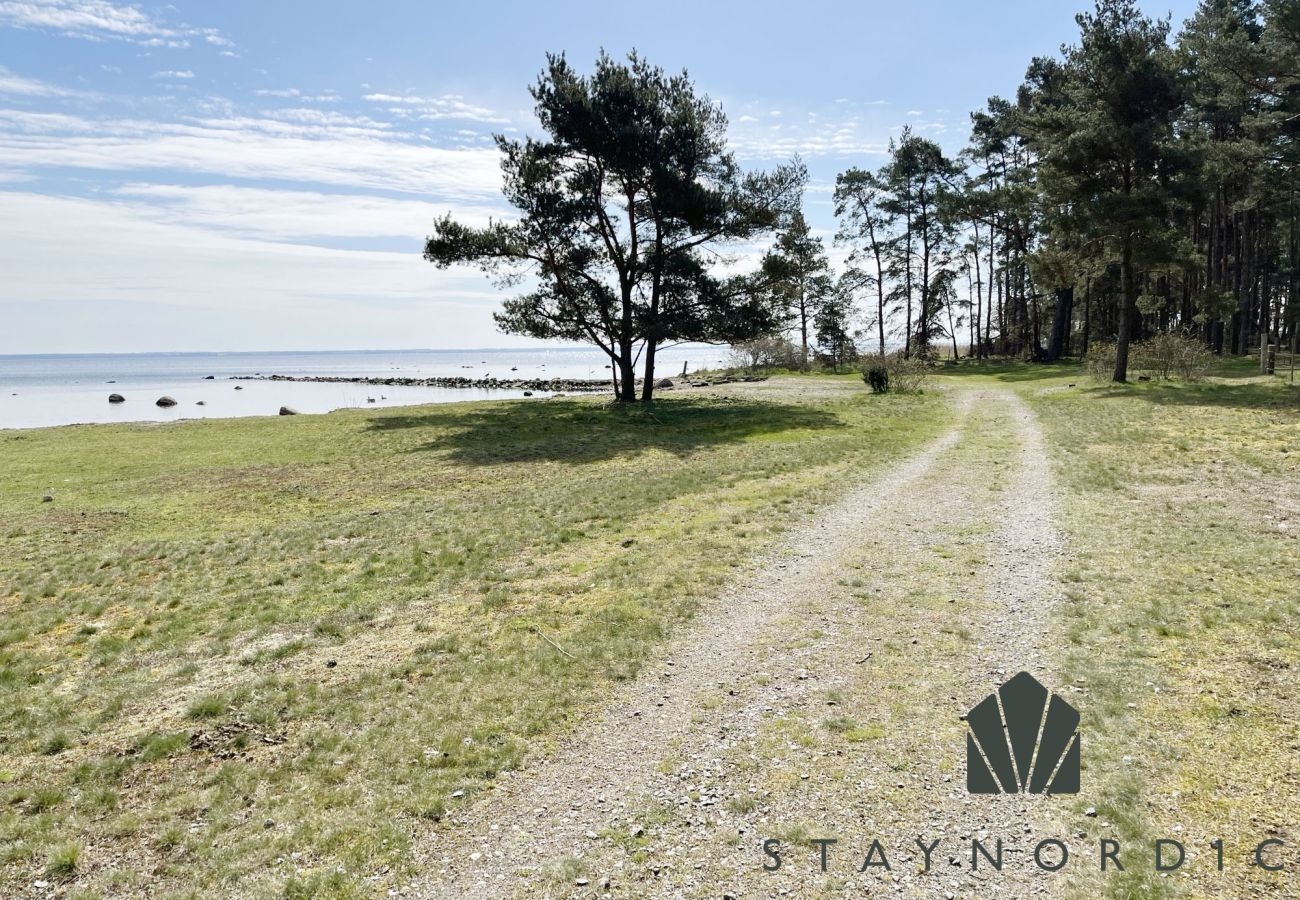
[0, 0, 232, 48]
[0, 64, 84, 97]
[110, 183, 504, 241]
[0, 191, 507, 352]
[151, 69, 195, 80]
[253, 87, 340, 103]
[0, 109, 505, 199]
[728, 114, 888, 160]
[362, 92, 508, 124]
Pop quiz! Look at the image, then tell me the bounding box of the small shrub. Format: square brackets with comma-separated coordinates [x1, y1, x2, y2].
[1087, 336, 1213, 382]
[1135, 332, 1213, 381]
[861, 352, 927, 394]
[729, 335, 800, 373]
[1084, 342, 1118, 382]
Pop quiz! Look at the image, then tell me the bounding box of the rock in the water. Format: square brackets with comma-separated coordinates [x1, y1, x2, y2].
[155, 396, 178, 407]
[196, 401, 206, 406]
[279, 406, 298, 416]
[108, 393, 125, 403]
[523, 390, 533, 397]
[203, 375, 215, 380]
[655, 378, 674, 389]
[234, 385, 243, 391]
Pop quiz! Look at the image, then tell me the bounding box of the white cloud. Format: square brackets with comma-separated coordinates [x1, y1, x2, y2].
[362, 92, 508, 124]
[109, 183, 505, 241]
[728, 114, 888, 160]
[0, 191, 508, 352]
[152, 69, 195, 80]
[253, 88, 340, 103]
[0, 0, 231, 48]
[0, 109, 505, 199]
[0, 64, 83, 97]
[261, 107, 391, 129]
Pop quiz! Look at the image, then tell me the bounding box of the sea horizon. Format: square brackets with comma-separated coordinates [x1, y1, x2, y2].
[0, 345, 729, 430]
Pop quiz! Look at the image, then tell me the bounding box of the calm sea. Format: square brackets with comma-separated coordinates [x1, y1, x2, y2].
[0, 347, 728, 430]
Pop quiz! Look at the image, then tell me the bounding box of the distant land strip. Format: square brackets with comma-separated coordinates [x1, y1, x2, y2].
[229, 373, 616, 392]
[229, 373, 771, 392]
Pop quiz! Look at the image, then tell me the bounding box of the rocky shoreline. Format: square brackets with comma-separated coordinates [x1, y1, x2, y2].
[229, 373, 613, 392]
[228, 373, 771, 393]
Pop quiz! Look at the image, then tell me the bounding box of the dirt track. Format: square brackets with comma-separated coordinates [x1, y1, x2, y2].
[411, 388, 1071, 898]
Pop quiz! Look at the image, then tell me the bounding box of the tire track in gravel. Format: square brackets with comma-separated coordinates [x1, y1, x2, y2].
[408, 392, 976, 898]
[411, 388, 1069, 899]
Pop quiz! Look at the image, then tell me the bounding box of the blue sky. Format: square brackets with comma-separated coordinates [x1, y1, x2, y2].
[0, 0, 1197, 353]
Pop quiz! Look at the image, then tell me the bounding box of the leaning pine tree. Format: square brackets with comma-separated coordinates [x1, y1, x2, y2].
[424, 51, 805, 402]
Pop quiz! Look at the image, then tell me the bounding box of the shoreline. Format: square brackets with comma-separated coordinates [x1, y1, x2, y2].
[230, 373, 614, 392]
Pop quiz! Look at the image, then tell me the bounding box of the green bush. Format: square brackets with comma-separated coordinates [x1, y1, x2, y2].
[861, 352, 927, 394]
[1135, 332, 1213, 381]
[1087, 335, 1213, 382]
[1084, 342, 1117, 381]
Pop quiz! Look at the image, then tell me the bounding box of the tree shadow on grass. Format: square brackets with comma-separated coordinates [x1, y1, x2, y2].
[365, 397, 846, 465]
[1086, 379, 1300, 411]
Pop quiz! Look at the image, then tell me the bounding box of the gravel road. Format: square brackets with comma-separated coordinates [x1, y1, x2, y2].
[410, 388, 1072, 899]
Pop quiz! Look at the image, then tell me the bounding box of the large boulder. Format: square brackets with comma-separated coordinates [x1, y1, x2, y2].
[654, 378, 674, 389]
[279, 406, 298, 416]
[108, 393, 125, 403]
[155, 396, 177, 407]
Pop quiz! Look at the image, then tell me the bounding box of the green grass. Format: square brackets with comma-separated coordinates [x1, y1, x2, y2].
[945, 360, 1300, 899]
[0, 384, 949, 897]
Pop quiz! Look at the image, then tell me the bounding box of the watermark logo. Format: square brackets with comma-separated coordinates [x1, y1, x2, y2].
[966, 671, 1079, 794]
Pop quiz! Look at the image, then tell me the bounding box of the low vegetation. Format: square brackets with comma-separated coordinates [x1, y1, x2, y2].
[0, 384, 948, 897]
[860, 351, 930, 394]
[1085, 334, 1216, 383]
[952, 358, 1300, 898]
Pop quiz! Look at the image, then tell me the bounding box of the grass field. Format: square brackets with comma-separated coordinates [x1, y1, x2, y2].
[4, 359, 1298, 899]
[953, 358, 1300, 898]
[0, 382, 948, 898]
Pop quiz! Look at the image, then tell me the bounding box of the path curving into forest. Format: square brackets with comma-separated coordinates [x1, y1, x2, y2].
[410, 388, 1069, 899]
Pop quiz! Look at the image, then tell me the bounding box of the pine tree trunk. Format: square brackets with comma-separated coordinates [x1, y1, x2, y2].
[617, 339, 637, 403]
[799, 289, 809, 372]
[1046, 286, 1073, 362]
[640, 341, 658, 402]
[1115, 239, 1135, 383]
[1081, 277, 1092, 357]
